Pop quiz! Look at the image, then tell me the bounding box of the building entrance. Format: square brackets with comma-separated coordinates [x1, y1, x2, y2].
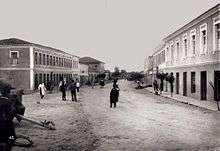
[200, 71, 207, 100]
[214, 71, 220, 101]
[183, 72, 187, 96]
[176, 72, 179, 94]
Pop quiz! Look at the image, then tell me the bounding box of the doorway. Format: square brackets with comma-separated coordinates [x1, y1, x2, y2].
[176, 72, 179, 94]
[183, 72, 187, 96]
[214, 71, 220, 101]
[200, 71, 207, 100]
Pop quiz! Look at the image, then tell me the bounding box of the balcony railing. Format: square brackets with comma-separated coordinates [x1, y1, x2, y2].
[165, 51, 220, 68]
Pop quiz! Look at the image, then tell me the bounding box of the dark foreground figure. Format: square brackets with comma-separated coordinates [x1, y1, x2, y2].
[68, 79, 77, 102]
[110, 85, 119, 108]
[0, 97, 16, 151]
[59, 78, 67, 101]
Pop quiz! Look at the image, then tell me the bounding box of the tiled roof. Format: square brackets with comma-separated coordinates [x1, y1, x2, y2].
[0, 38, 79, 58]
[79, 57, 104, 64]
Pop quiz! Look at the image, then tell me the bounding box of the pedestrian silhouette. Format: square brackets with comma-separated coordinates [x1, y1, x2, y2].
[110, 84, 119, 108]
[153, 80, 159, 95]
[68, 79, 77, 102]
[59, 77, 67, 101]
[38, 83, 46, 99]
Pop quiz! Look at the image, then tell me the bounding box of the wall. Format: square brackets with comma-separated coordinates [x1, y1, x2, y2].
[0, 46, 30, 68]
[164, 63, 219, 101]
[0, 70, 30, 91]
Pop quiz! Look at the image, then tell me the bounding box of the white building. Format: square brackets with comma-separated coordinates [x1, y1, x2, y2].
[146, 4, 220, 101]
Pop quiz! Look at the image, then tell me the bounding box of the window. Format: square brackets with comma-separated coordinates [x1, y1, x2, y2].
[176, 41, 180, 60]
[46, 55, 49, 65]
[43, 54, 46, 65]
[64, 58, 66, 67]
[53, 56, 55, 66]
[10, 51, 19, 65]
[183, 38, 188, 57]
[191, 35, 196, 55]
[170, 43, 174, 61]
[202, 30, 206, 46]
[200, 23, 207, 53]
[50, 56, 52, 66]
[166, 46, 169, 61]
[35, 52, 38, 65]
[61, 58, 64, 67]
[43, 74, 46, 84]
[39, 53, 42, 65]
[190, 30, 196, 56]
[215, 23, 220, 49]
[39, 73, 42, 84]
[73, 61, 75, 68]
[191, 72, 196, 93]
[56, 57, 58, 66]
[58, 58, 61, 66]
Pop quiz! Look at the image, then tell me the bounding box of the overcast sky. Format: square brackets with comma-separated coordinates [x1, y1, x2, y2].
[0, 0, 219, 71]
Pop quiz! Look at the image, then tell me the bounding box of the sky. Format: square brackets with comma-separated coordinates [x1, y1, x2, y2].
[0, 0, 219, 72]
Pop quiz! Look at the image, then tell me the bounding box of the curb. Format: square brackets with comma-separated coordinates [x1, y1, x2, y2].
[146, 89, 218, 111]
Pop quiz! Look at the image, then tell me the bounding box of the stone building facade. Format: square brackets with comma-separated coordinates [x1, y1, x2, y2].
[0, 38, 79, 92]
[79, 57, 105, 83]
[147, 4, 220, 101]
[79, 63, 89, 85]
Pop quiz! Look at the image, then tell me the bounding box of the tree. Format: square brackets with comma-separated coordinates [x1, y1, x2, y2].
[209, 81, 220, 111]
[121, 69, 127, 79]
[127, 72, 144, 81]
[97, 73, 106, 79]
[112, 67, 120, 78]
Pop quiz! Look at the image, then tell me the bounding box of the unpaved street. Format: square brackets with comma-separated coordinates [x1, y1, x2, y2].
[14, 81, 220, 151]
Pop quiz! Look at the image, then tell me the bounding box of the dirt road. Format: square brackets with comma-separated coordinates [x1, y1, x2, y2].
[13, 80, 220, 151]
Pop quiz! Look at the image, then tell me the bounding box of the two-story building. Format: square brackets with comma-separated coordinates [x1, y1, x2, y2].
[0, 38, 79, 92]
[79, 57, 105, 83]
[79, 63, 89, 85]
[147, 4, 220, 101]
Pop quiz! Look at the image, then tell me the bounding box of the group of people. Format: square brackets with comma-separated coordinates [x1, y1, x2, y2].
[38, 77, 121, 108]
[37, 78, 80, 102]
[59, 78, 80, 102]
[153, 72, 175, 97]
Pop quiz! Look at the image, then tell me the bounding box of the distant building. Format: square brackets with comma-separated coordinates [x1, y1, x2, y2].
[0, 38, 79, 92]
[146, 4, 220, 101]
[79, 63, 89, 85]
[79, 57, 105, 83]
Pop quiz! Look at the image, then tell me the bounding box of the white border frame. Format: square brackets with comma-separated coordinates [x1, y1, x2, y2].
[190, 29, 196, 56]
[165, 45, 169, 62]
[175, 38, 180, 60]
[200, 23, 208, 54]
[213, 16, 220, 51]
[170, 41, 174, 62]
[182, 33, 188, 58]
[9, 50, 19, 58]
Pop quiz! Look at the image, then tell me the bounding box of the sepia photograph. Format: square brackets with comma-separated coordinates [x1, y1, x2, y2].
[0, 0, 220, 150]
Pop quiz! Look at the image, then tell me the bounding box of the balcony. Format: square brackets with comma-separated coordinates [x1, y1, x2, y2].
[165, 50, 220, 68]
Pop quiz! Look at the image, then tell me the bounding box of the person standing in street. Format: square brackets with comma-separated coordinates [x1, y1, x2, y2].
[68, 79, 77, 102]
[110, 84, 119, 108]
[76, 79, 80, 92]
[59, 78, 67, 101]
[153, 80, 159, 95]
[38, 83, 46, 99]
[169, 72, 175, 97]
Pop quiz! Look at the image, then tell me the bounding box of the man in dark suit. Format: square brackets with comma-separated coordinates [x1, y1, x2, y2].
[68, 79, 77, 102]
[110, 84, 119, 108]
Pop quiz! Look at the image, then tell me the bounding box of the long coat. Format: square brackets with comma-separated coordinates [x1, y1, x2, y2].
[110, 88, 119, 102]
[38, 84, 46, 96]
